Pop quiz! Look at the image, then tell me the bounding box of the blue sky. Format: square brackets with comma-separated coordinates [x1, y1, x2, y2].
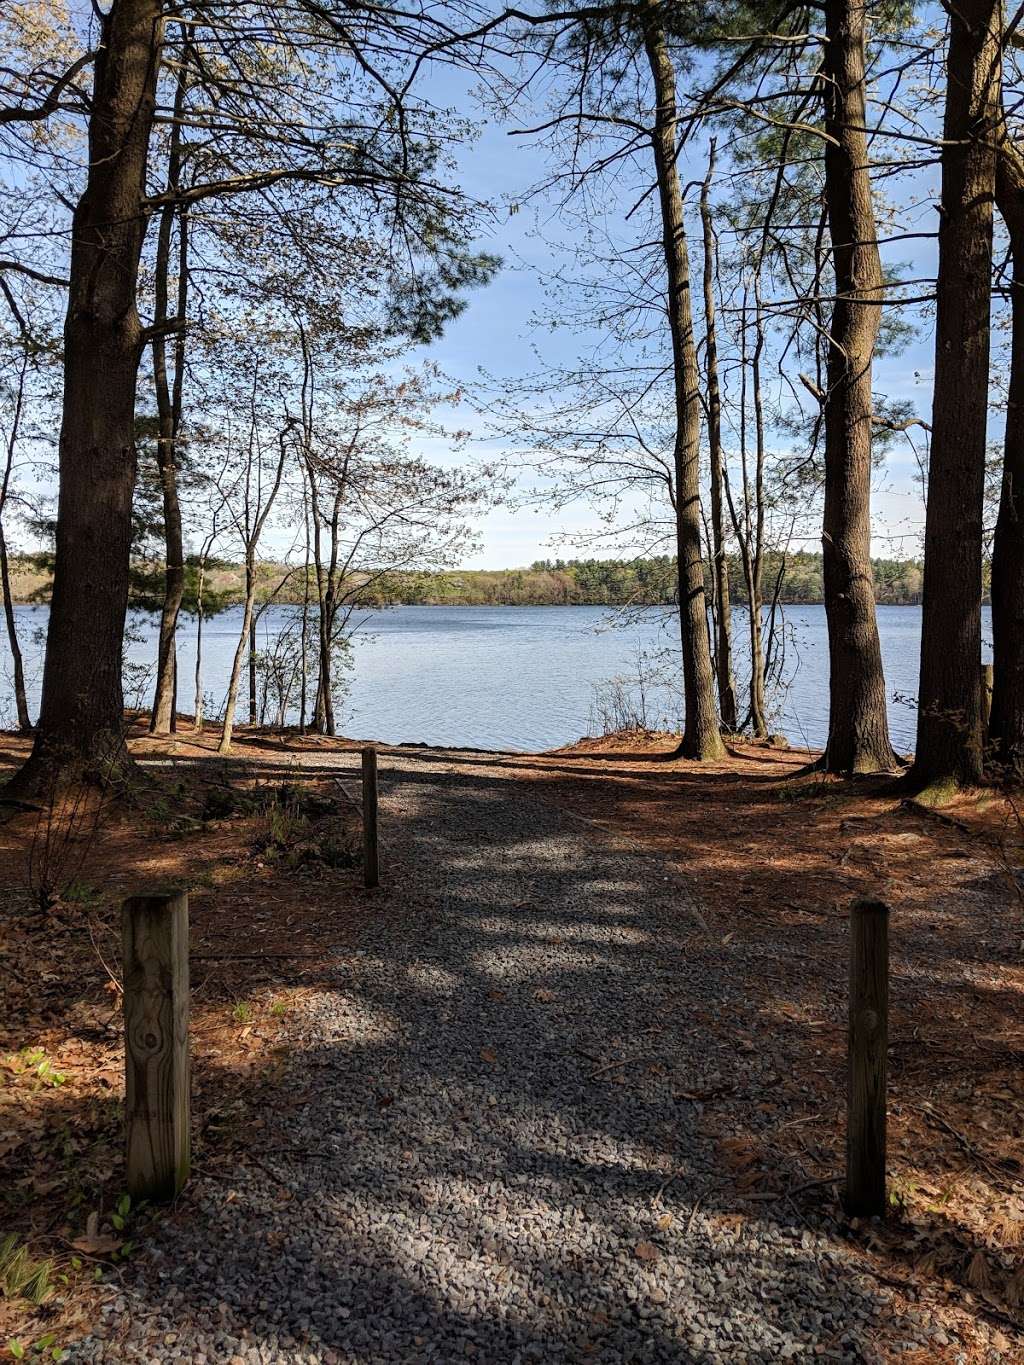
[404, 54, 950, 571]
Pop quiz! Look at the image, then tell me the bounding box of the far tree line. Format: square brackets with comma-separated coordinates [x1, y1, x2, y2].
[6, 551, 931, 610]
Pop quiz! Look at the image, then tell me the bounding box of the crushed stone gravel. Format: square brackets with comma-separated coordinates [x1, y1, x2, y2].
[68, 750, 942, 1363]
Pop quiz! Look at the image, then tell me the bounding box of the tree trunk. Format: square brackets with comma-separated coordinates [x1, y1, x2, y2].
[248, 614, 257, 725]
[150, 69, 189, 736]
[699, 141, 738, 732]
[9, 0, 164, 793]
[0, 520, 30, 732]
[991, 130, 1024, 774]
[193, 553, 207, 732]
[723, 290, 768, 738]
[0, 358, 31, 733]
[819, 0, 897, 773]
[748, 293, 768, 738]
[912, 0, 1001, 796]
[642, 3, 724, 760]
[220, 561, 255, 754]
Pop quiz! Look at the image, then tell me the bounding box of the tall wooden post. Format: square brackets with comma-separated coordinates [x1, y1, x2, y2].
[362, 748, 379, 889]
[123, 891, 190, 1202]
[846, 897, 889, 1217]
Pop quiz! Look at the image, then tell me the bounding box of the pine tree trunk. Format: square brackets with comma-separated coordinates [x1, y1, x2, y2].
[748, 297, 769, 738]
[149, 220, 187, 734]
[912, 0, 1001, 796]
[699, 142, 738, 732]
[642, 3, 723, 760]
[991, 130, 1024, 773]
[819, 0, 897, 773]
[150, 77, 189, 736]
[9, 0, 164, 793]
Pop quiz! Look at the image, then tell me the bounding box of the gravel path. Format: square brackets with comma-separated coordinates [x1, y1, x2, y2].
[72, 750, 938, 1364]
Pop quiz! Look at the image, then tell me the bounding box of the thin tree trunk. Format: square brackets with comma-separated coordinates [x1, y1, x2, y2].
[699, 140, 738, 731]
[723, 291, 768, 738]
[1, 356, 31, 732]
[193, 544, 209, 732]
[248, 614, 257, 726]
[150, 63, 189, 735]
[0, 522, 30, 732]
[219, 561, 255, 755]
[10, 0, 164, 793]
[749, 289, 768, 737]
[641, 2, 723, 760]
[819, 0, 897, 773]
[991, 128, 1024, 774]
[194, 607, 204, 731]
[912, 0, 1001, 796]
[299, 484, 311, 733]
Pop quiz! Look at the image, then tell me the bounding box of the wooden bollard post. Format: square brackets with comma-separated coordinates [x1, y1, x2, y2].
[123, 891, 190, 1202]
[846, 897, 889, 1217]
[362, 748, 379, 889]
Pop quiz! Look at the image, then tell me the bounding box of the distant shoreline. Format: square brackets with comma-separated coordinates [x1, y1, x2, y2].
[6, 550, 936, 611]
[6, 596, 936, 610]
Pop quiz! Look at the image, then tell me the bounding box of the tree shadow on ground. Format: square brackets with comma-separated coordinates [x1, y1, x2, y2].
[2, 738, 1021, 1360]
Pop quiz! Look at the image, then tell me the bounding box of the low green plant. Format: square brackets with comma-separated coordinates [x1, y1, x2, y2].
[253, 791, 310, 860]
[110, 1193, 131, 1232]
[232, 1000, 253, 1024]
[59, 879, 100, 907]
[7, 1333, 66, 1360]
[5, 1049, 66, 1088]
[316, 835, 358, 869]
[0, 1235, 54, 1305]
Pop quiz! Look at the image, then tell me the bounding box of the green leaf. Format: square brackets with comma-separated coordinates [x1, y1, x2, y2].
[8, 1340, 25, 1360]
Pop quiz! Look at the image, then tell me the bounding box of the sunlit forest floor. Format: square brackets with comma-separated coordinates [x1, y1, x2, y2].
[0, 722, 1021, 1361]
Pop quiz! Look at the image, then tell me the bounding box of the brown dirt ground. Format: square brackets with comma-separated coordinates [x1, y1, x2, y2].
[0, 720, 1022, 1362]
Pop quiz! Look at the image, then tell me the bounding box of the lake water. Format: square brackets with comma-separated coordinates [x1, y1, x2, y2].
[0, 603, 990, 754]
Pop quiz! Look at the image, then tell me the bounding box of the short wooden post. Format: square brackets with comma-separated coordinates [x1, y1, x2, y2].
[123, 891, 190, 1202]
[362, 748, 379, 889]
[846, 897, 889, 1217]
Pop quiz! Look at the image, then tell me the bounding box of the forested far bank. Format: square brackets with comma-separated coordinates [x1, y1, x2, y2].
[6, 551, 931, 611]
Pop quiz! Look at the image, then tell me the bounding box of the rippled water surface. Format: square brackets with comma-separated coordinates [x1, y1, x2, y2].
[1, 603, 989, 753]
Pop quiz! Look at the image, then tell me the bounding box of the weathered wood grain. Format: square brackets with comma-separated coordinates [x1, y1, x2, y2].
[362, 748, 380, 889]
[123, 891, 190, 1201]
[846, 896, 889, 1217]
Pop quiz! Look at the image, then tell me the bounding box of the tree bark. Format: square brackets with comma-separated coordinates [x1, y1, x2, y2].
[991, 127, 1024, 775]
[219, 559, 255, 755]
[10, 0, 164, 792]
[723, 288, 768, 738]
[0, 356, 32, 732]
[699, 141, 738, 732]
[0, 520, 30, 732]
[642, 3, 723, 760]
[819, 0, 897, 773]
[248, 613, 257, 725]
[150, 59, 189, 736]
[748, 291, 768, 737]
[912, 0, 1001, 796]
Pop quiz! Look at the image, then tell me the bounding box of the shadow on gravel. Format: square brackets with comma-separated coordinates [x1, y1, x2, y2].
[50, 758, 985, 1364]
